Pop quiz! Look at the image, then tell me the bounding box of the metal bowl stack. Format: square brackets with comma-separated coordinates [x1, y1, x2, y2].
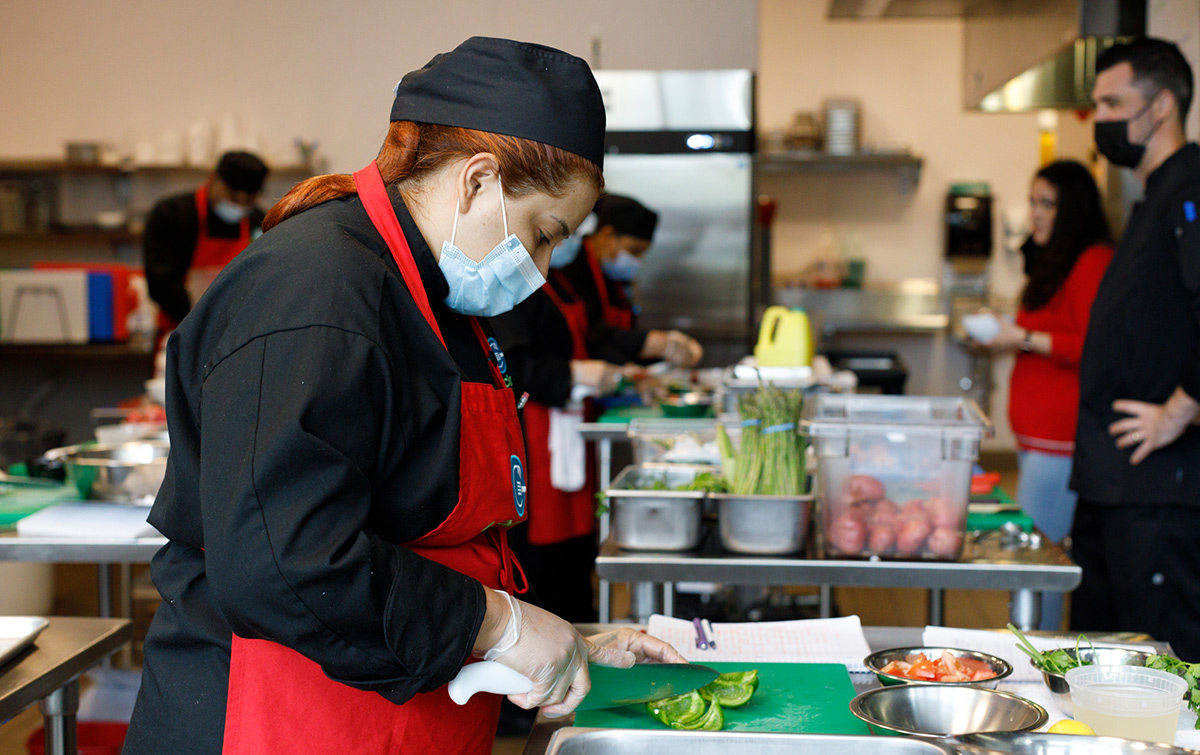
[864, 647, 1013, 690]
[1034, 646, 1156, 716]
[849, 685, 1047, 738]
[44, 440, 169, 504]
[950, 732, 1200, 754]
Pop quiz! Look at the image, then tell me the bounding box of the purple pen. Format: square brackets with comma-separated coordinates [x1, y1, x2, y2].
[692, 617, 709, 650]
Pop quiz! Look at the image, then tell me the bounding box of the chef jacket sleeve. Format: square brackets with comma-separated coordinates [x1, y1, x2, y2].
[1047, 247, 1111, 367]
[199, 326, 485, 705]
[143, 199, 196, 324]
[586, 321, 649, 365]
[489, 301, 573, 407]
[1175, 195, 1200, 402]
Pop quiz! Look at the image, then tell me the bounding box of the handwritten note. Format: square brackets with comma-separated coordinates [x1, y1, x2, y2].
[646, 614, 873, 671]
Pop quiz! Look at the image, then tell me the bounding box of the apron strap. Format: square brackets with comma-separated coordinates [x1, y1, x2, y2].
[352, 162, 447, 349]
[467, 318, 507, 389]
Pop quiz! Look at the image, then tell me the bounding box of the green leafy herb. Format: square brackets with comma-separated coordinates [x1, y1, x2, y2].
[1007, 623, 1095, 675]
[1146, 654, 1200, 728]
[675, 471, 730, 493]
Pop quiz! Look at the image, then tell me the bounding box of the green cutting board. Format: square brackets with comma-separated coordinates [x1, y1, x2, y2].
[574, 662, 871, 735]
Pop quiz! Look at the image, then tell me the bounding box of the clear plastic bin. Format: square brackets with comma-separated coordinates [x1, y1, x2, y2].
[801, 394, 991, 561]
[626, 418, 740, 465]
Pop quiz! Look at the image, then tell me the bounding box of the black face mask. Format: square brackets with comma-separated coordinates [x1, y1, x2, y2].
[1094, 96, 1161, 168]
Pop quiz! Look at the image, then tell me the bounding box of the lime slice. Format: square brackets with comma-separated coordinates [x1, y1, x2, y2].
[670, 698, 725, 730]
[646, 690, 705, 726]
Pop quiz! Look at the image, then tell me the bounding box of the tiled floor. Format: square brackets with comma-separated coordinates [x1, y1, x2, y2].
[1, 454, 1029, 754]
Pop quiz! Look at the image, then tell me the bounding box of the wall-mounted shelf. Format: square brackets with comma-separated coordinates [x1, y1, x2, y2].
[756, 150, 923, 193]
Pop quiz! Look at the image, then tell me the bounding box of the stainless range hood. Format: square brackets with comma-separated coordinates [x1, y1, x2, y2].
[829, 0, 1146, 112]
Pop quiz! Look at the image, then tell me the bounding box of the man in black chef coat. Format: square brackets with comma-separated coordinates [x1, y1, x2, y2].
[1071, 37, 1200, 660]
[142, 150, 268, 329]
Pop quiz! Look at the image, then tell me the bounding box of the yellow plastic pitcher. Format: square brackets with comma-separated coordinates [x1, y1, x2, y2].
[754, 306, 813, 367]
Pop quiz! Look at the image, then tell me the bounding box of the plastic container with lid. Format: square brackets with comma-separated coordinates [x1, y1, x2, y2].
[1066, 664, 1187, 743]
[801, 394, 991, 561]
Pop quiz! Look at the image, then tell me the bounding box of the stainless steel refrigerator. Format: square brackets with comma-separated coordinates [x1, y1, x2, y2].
[592, 70, 756, 366]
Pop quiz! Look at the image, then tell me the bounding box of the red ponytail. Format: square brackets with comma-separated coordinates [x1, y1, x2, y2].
[263, 122, 603, 232]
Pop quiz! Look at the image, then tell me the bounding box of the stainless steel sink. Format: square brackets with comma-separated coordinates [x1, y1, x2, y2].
[545, 728, 957, 754]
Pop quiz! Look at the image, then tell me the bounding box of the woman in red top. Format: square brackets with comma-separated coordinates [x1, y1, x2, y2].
[975, 160, 1113, 630]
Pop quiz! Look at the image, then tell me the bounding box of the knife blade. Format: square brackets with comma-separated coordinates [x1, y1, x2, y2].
[575, 662, 720, 711]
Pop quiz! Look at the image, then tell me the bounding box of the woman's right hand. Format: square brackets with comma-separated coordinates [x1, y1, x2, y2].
[476, 591, 592, 716]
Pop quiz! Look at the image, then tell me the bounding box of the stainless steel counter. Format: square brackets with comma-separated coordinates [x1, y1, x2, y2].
[595, 532, 1079, 631]
[0, 617, 133, 755]
[772, 285, 950, 336]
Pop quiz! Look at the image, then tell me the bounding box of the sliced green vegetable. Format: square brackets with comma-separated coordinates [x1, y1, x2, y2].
[669, 698, 724, 730]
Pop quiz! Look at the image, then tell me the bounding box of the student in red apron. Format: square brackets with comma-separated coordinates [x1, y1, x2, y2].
[123, 37, 684, 755]
[143, 151, 269, 337]
[551, 194, 704, 369]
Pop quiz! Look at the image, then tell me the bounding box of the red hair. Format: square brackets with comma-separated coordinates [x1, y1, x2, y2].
[263, 121, 603, 231]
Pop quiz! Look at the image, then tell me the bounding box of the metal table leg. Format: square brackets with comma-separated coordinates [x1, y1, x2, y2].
[819, 585, 833, 618]
[927, 587, 945, 626]
[598, 579, 611, 623]
[597, 438, 614, 622]
[1009, 589, 1041, 631]
[39, 678, 80, 755]
[663, 583, 675, 618]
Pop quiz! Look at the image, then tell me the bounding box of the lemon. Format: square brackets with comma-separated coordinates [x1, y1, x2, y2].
[670, 698, 725, 730]
[647, 691, 705, 726]
[1048, 719, 1096, 735]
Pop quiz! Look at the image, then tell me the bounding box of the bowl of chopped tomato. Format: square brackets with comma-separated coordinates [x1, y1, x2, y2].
[864, 646, 1012, 689]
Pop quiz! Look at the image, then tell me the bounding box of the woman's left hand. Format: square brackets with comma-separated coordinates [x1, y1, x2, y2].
[977, 317, 1025, 351]
[584, 629, 688, 667]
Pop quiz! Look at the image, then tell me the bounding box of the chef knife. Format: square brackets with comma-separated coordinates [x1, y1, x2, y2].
[448, 661, 719, 710]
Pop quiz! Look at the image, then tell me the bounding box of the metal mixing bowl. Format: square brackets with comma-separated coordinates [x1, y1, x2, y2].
[849, 684, 1047, 738]
[949, 732, 1200, 754]
[1034, 646, 1156, 716]
[865, 647, 1013, 689]
[44, 441, 169, 503]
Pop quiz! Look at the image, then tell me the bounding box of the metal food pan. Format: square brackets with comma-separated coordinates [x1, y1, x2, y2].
[607, 464, 713, 551]
[713, 493, 812, 555]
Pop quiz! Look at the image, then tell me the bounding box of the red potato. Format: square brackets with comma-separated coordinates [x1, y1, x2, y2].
[926, 527, 964, 558]
[925, 496, 964, 530]
[898, 499, 928, 520]
[894, 517, 933, 555]
[827, 512, 868, 554]
[874, 498, 900, 518]
[843, 474, 886, 504]
[867, 522, 897, 554]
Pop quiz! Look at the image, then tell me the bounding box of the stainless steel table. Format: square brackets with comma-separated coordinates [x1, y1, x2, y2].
[577, 422, 634, 624]
[595, 531, 1081, 631]
[0, 534, 166, 620]
[0, 617, 133, 755]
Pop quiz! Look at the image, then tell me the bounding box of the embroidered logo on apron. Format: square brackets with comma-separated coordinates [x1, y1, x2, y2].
[510, 454, 526, 517]
[487, 338, 507, 374]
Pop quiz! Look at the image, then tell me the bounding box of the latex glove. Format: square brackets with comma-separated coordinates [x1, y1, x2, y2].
[585, 628, 688, 665]
[663, 330, 703, 368]
[571, 359, 619, 393]
[484, 593, 592, 717]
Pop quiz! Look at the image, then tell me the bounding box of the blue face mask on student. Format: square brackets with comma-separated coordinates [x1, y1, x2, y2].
[602, 249, 642, 282]
[438, 175, 545, 317]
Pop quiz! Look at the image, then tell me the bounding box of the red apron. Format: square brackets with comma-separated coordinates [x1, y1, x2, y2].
[524, 283, 596, 545]
[220, 162, 528, 755]
[157, 184, 251, 334]
[582, 238, 634, 331]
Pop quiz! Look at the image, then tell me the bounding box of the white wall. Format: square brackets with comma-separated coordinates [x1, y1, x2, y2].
[0, 0, 757, 172]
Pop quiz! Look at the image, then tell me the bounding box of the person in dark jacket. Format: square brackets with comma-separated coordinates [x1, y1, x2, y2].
[1070, 36, 1200, 661]
[123, 37, 683, 755]
[142, 150, 268, 332]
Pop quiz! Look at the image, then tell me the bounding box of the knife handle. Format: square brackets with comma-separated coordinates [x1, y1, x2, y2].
[447, 661, 534, 705]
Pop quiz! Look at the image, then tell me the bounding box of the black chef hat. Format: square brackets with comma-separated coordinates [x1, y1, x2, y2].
[215, 151, 269, 194]
[594, 194, 658, 241]
[390, 37, 605, 168]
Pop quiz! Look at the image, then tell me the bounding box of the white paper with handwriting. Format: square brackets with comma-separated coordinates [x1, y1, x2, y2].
[646, 614, 872, 671]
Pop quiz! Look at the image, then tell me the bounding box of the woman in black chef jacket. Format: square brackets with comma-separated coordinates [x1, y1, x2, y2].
[123, 37, 684, 755]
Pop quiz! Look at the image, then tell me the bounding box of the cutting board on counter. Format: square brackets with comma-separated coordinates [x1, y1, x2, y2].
[574, 662, 870, 735]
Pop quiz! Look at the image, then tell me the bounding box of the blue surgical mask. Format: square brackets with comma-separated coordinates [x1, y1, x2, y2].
[602, 249, 641, 282]
[439, 175, 545, 316]
[213, 200, 248, 224]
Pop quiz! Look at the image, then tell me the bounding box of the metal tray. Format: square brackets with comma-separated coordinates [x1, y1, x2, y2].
[713, 493, 813, 555]
[0, 616, 48, 668]
[606, 465, 713, 552]
[546, 728, 958, 754]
